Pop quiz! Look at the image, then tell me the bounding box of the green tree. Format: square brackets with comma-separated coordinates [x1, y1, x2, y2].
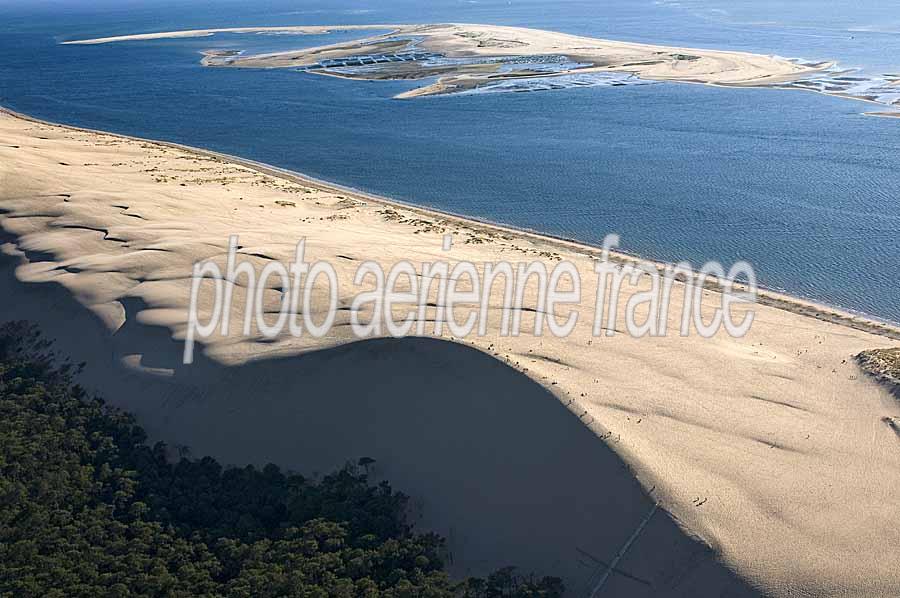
[0, 322, 563, 597]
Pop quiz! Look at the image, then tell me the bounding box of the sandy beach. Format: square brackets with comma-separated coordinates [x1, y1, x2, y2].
[1, 108, 899, 596]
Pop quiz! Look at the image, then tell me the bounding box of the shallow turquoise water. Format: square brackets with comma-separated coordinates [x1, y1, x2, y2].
[0, 0, 898, 322]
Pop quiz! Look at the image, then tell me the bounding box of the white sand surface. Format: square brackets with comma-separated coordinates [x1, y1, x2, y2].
[1, 109, 899, 596]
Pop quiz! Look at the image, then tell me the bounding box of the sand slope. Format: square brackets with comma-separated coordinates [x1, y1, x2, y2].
[1, 109, 899, 596]
[0, 265, 759, 596]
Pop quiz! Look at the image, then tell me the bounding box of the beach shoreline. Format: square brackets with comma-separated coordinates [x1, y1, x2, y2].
[2, 105, 899, 597]
[3, 104, 896, 340]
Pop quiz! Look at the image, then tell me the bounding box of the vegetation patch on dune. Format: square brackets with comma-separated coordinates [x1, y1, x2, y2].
[857, 348, 900, 395]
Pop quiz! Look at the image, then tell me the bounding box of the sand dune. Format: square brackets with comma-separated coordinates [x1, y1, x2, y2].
[0, 261, 759, 596]
[1, 109, 899, 596]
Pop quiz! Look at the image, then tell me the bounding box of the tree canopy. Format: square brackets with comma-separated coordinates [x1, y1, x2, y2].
[0, 322, 563, 597]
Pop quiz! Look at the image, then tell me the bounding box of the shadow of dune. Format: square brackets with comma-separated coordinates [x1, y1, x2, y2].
[0, 251, 761, 597]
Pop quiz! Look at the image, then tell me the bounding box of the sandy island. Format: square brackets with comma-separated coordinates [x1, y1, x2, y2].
[64, 23, 833, 99]
[64, 23, 900, 114]
[1, 108, 899, 596]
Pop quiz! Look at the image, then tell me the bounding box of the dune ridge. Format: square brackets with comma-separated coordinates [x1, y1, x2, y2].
[1, 108, 899, 596]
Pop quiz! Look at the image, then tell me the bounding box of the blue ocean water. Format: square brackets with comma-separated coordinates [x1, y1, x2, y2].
[0, 0, 898, 323]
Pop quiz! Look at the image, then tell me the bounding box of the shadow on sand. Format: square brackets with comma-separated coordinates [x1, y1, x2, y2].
[0, 251, 761, 597]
